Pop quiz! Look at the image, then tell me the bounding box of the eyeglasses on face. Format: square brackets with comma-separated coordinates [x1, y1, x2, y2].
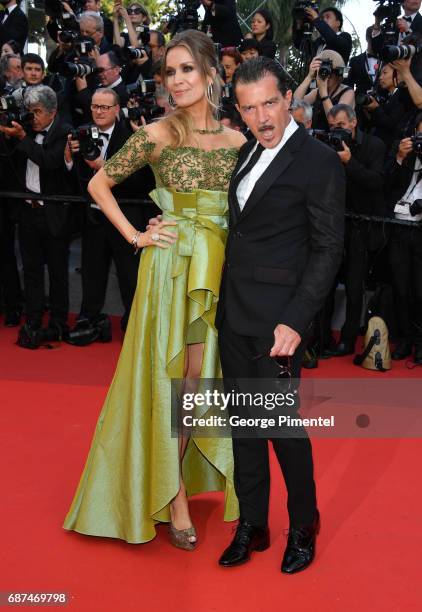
[90, 103, 117, 112]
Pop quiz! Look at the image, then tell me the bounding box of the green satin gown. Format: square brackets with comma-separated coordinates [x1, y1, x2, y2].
[63, 127, 240, 543]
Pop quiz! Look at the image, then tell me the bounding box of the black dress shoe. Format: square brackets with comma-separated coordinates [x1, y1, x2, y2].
[414, 344, 422, 365]
[331, 340, 355, 357]
[219, 521, 270, 567]
[391, 340, 413, 361]
[281, 510, 320, 574]
[4, 310, 22, 327]
[66, 314, 112, 346]
[302, 348, 318, 369]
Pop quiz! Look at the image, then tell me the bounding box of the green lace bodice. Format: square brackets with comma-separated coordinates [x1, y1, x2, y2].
[103, 127, 239, 192]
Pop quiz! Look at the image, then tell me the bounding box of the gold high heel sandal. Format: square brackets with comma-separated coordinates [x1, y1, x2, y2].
[169, 502, 197, 551]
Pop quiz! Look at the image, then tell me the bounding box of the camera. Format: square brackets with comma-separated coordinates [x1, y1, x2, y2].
[380, 43, 422, 62]
[124, 46, 149, 62]
[311, 127, 353, 151]
[0, 96, 34, 128]
[70, 124, 103, 160]
[411, 132, 422, 153]
[373, 0, 402, 23]
[317, 60, 349, 81]
[57, 36, 98, 79]
[167, 0, 200, 36]
[355, 89, 385, 107]
[409, 198, 422, 216]
[292, 1, 319, 35]
[125, 80, 165, 124]
[135, 25, 151, 46]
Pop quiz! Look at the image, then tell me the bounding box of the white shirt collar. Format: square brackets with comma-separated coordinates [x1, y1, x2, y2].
[108, 77, 122, 89]
[404, 12, 418, 20]
[99, 123, 115, 137]
[6, 3, 18, 12]
[259, 117, 299, 156]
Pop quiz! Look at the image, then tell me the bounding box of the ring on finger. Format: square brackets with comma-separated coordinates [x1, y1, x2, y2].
[151, 233, 160, 242]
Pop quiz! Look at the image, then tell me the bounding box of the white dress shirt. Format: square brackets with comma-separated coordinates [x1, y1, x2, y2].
[236, 118, 299, 211]
[65, 123, 115, 209]
[394, 157, 422, 222]
[26, 121, 54, 206]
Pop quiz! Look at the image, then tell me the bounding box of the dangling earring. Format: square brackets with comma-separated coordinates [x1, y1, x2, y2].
[206, 82, 214, 103]
[168, 93, 176, 108]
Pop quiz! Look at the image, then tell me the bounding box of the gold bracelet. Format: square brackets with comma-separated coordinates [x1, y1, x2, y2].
[131, 230, 141, 255]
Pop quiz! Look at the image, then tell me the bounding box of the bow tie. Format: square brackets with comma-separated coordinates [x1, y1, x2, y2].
[404, 16, 413, 22]
[36, 130, 48, 137]
[99, 132, 110, 140]
[367, 53, 377, 59]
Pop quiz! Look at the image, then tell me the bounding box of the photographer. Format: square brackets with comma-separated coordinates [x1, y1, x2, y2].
[372, 0, 422, 53]
[345, 27, 379, 96]
[64, 88, 156, 341]
[0, 85, 73, 347]
[201, 0, 243, 47]
[294, 49, 355, 130]
[0, 0, 28, 51]
[84, 0, 113, 44]
[0, 52, 22, 94]
[293, 4, 352, 64]
[113, 1, 149, 48]
[290, 99, 313, 129]
[72, 50, 128, 123]
[113, 2, 151, 83]
[383, 113, 422, 363]
[324, 104, 386, 357]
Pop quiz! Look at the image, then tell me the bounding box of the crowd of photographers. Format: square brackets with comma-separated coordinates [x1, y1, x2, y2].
[0, 0, 421, 367]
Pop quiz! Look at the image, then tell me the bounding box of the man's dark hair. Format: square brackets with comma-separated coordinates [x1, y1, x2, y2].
[320, 7, 343, 29]
[150, 30, 165, 47]
[232, 57, 290, 101]
[104, 50, 120, 68]
[22, 53, 45, 71]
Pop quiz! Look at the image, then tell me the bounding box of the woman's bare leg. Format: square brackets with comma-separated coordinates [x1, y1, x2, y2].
[170, 342, 204, 538]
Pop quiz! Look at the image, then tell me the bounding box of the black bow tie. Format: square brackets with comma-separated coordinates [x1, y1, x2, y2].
[37, 130, 48, 137]
[99, 132, 110, 140]
[404, 16, 413, 22]
[367, 53, 377, 59]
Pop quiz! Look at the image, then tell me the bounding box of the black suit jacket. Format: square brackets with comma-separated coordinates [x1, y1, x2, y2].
[0, 7, 28, 50]
[372, 13, 422, 55]
[5, 115, 73, 237]
[216, 126, 345, 338]
[345, 52, 376, 94]
[70, 119, 156, 226]
[201, 0, 242, 47]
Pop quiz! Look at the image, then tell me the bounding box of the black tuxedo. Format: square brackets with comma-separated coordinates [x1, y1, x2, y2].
[69, 120, 157, 328]
[216, 125, 345, 528]
[201, 0, 242, 47]
[3, 115, 73, 326]
[345, 52, 377, 94]
[372, 13, 422, 55]
[0, 6, 28, 50]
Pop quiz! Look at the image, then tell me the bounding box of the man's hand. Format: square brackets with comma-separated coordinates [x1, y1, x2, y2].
[397, 17, 411, 33]
[304, 7, 319, 21]
[391, 57, 412, 77]
[0, 121, 26, 140]
[270, 324, 301, 357]
[364, 96, 380, 111]
[337, 141, 351, 164]
[396, 137, 413, 162]
[85, 157, 104, 170]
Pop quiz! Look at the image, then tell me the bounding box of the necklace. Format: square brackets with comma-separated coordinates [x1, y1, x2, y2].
[192, 124, 223, 135]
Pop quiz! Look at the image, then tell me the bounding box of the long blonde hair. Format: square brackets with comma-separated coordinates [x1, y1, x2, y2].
[161, 30, 221, 147]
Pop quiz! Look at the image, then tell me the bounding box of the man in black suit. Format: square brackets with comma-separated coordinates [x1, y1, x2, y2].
[324, 104, 386, 357]
[201, 0, 243, 47]
[0, 85, 73, 345]
[345, 27, 379, 96]
[293, 5, 352, 64]
[216, 57, 345, 573]
[0, 0, 28, 50]
[65, 88, 156, 341]
[372, 0, 422, 54]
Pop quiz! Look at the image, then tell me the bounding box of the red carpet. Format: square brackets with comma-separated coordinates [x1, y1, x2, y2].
[1, 318, 421, 611]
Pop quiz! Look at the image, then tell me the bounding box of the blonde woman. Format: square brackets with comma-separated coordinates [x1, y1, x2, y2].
[64, 30, 245, 550]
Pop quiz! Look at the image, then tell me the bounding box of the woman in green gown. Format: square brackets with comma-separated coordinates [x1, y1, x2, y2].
[63, 30, 246, 548]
